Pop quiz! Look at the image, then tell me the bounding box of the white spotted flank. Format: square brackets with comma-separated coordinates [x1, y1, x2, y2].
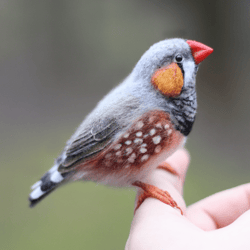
[155, 123, 162, 128]
[136, 121, 144, 129]
[149, 128, 156, 136]
[152, 135, 161, 144]
[134, 138, 143, 144]
[105, 153, 112, 159]
[164, 124, 170, 129]
[155, 145, 162, 153]
[126, 147, 133, 155]
[128, 153, 136, 163]
[116, 151, 122, 156]
[114, 144, 122, 150]
[136, 131, 143, 137]
[141, 154, 149, 162]
[125, 140, 132, 145]
[140, 148, 147, 153]
[123, 133, 130, 138]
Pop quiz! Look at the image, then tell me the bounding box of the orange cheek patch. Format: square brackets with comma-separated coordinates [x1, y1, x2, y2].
[151, 63, 183, 98]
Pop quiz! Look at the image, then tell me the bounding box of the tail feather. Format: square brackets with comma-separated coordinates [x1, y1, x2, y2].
[29, 166, 66, 207]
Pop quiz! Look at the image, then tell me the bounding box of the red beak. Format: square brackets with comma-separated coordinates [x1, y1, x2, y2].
[186, 40, 213, 64]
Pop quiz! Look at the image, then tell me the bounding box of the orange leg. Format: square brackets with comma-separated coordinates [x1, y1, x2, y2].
[132, 162, 183, 215]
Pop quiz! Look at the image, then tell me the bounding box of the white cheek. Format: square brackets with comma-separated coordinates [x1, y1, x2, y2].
[183, 61, 195, 84]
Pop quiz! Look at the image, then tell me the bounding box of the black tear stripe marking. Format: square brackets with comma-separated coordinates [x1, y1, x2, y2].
[177, 62, 185, 79]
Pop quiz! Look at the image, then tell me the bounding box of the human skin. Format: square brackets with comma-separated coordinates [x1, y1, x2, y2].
[125, 149, 250, 250]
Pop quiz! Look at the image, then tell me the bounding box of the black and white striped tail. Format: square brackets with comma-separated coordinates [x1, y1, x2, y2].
[29, 165, 65, 207]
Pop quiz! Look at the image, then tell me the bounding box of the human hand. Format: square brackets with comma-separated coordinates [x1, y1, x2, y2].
[126, 148, 250, 250]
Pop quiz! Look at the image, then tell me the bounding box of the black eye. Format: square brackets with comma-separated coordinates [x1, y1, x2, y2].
[175, 54, 183, 63]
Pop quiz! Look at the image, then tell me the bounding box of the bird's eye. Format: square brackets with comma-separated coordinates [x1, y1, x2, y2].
[175, 54, 183, 63]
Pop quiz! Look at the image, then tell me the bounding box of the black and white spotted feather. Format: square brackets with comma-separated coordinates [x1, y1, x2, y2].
[29, 165, 65, 207]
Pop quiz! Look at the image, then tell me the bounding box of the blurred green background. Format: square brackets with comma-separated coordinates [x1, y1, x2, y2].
[1, 0, 250, 249]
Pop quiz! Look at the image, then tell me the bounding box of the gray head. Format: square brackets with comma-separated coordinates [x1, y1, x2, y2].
[131, 38, 213, 136]
[132, 39, 199, 93]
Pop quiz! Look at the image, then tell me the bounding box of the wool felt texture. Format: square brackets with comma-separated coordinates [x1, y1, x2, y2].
[151, 63, 183, 98]
[29, 38, 213, 209]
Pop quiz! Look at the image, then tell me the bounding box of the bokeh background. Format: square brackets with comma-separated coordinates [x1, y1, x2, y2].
[1, 1, 250, 249]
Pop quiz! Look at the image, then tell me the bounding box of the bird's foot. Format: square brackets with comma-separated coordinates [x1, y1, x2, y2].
[132, 162, 183, 215]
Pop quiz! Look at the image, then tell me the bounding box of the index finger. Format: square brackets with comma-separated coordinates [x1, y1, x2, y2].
[134, 148, 190, 216]
[126, 149, 194, 249]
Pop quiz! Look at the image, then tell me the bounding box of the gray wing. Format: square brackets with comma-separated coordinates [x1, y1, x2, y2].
[57, 89, 143, 172]
[58, 118, 120, 172]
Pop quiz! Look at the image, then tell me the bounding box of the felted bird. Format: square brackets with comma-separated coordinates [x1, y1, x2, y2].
[29, 38, 213, 213]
